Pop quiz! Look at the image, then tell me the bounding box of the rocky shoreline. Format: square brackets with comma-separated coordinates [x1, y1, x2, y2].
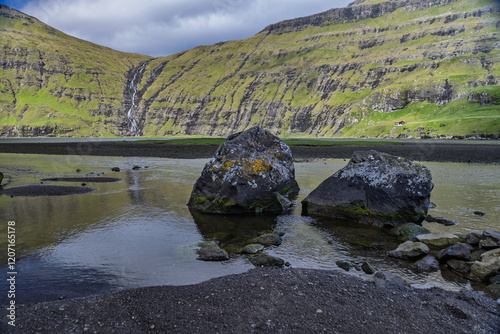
[0, 140, 499, 163]
[1, 140, 500, 333]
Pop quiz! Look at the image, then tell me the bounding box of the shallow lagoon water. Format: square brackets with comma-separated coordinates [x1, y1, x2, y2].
[0, 153, 498, 304]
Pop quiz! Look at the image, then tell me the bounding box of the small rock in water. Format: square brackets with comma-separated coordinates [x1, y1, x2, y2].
[336, 261, 354, 271]
[362, 261, 376, 274]
[76, 169, 81, 173]
[251, 233, 283, 246]
[249, 254, 285, 267]
[389, 241, 429, 259]
[373, 271, 411, 290]
[241, 244, 264, 254]
[111, 167, 120, 172]
[197, 243, 229, 261]
[414, 255, 439, 272]
[473, 211, 486, 216]
[132, 166, 141, 170]
[416, 233, 460, 249]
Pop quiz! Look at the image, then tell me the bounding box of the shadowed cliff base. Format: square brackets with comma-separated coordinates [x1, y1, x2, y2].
[0, 140, 499, 163]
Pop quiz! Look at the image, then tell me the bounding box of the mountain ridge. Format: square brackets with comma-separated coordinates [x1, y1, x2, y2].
[0, 0, 499, 138]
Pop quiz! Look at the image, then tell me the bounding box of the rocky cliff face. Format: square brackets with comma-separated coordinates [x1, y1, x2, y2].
[0, 0, 499, 138]
[0, 4, 151, 137]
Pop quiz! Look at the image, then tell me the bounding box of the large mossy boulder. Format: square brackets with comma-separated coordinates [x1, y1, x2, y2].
[187, 127, 299, 214]
[302, 150, 433, 228]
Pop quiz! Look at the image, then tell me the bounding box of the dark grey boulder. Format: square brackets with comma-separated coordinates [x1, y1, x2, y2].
[249, 254, 285, 267]
[336, 260, 354, 271]
[302, 150, 433, 227]
[414, 255, 440, 272]
[197, 243, 229, 261]
[447, 259, 472, 275]
[466, 231, 483, 246]
[373, 271, 411, 290]
[187, 127, 299, 214]
[362, 261, 376, 274]
[480, 229, 500, 249]
[437, 243, 472, 264]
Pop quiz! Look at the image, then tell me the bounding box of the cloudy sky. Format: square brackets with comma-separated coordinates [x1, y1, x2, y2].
[4, 0, 352, 56]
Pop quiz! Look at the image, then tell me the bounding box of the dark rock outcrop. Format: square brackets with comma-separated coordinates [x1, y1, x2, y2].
[302, 150, 433, 227]
[187, 127, 299, 214]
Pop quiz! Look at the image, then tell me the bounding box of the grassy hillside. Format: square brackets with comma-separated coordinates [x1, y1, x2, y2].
[135, 0, 499, 138]
[0, 4, 151, 137]
[0, 0, 499, 138]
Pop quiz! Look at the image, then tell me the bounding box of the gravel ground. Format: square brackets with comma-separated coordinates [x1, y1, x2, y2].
[5, 267, 500, 334]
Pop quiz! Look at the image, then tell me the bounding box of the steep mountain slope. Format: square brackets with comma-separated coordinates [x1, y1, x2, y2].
[0, 4, 152, 137]
[135, 0, 499, 138]
[0, 0, 499, 138]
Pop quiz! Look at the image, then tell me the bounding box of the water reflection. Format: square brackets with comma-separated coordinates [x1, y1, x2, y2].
[0, 153, 498, 304]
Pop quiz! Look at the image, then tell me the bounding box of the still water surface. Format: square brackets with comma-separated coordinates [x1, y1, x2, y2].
[0, 153, 498, 304]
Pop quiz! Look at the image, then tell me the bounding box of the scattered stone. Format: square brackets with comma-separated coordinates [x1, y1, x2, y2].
[473, 211, 486, 216]
[241, 244, 264, 254]
[132, 166, 141, 170]
[187, 127, 299, 214]
[197, 243, 229, 261]
[437, 243, 472, 264]
[414, 255, 440, 272]
[76, 169, 81, 173]
[425, 215, 458, 226]
[111, 167, 120, 172]
[468, 257, 500, 282]
[373, 271, 411, 290]
[361, 261, 376, 274]
[480, 229, 500, 249]
[392, 223, 431, 241]
[415, 233, 460, 248]
[249, 254, 285, 267]
[250, 233, 283, 247]
[466, 231, 483, 246]
[336, 261, 354, 271]
[389, 241, 429, 259]
[302, 150, 433, 228]
[447, 259, 472, 275]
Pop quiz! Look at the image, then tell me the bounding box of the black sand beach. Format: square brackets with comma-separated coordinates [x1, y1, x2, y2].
[0, 140, 499, 163]
[7, 268, 500, 333]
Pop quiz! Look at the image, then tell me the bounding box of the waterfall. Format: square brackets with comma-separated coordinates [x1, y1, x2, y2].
[127, 62, 147, 136]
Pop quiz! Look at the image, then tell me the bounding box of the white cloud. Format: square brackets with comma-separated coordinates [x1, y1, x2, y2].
[19, 0, 352, 56]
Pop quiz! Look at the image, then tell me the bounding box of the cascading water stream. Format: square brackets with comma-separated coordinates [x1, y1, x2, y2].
[127, 62, 147, 136]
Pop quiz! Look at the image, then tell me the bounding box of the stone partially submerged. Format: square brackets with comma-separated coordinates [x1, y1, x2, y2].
[187, 127, 299, 214]
[302, 150, 433, 228]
